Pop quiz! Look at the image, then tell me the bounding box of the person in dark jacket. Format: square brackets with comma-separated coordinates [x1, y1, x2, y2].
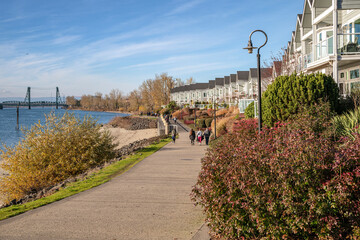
[189, 129, 195, 145]
[203, 127, 211, 145]
[171, 128, 177, 143]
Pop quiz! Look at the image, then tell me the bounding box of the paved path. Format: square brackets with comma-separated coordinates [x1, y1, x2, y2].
[0, 124, 210, 240]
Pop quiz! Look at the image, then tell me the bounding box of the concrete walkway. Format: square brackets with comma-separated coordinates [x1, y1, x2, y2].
[0, 124, 210, 240]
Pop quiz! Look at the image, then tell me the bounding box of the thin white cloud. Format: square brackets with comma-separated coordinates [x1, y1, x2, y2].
[53, 35, 81, 45]
[167, 0, 205, 16]
[0, 16, 27, 23]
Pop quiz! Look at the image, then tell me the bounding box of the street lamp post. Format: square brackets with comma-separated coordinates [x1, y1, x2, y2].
[243, 30, 268, 133]
[212, 97, 217, 139]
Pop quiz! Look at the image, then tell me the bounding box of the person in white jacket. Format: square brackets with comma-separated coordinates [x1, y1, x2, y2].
[196, 129, 203, 145]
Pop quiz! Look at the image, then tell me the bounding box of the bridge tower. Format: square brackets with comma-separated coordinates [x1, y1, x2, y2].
[24, 87, 31, 109]
[56, 87, 60, 109]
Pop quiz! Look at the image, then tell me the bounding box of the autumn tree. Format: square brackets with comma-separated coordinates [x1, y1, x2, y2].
[65, 96, 80, 108]
[128, 90, 142, 112]
[186, 77, 195, 85]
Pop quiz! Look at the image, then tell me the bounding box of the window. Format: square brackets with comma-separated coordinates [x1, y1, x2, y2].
[341, 72, 345, 78]
[203, 93, 206, 97]
[355, 19, 360, 44]
[350, 69, 359, 79]
[339, 83, 344, 95]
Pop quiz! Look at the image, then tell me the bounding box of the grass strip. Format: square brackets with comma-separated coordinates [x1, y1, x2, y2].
[0, 138, 171, 221]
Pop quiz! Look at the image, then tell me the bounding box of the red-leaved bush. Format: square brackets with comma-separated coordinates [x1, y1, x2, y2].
[192, 103, 360, 239]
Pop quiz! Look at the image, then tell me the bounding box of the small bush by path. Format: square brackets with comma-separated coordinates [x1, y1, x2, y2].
[0, 138, 171, 221]
[0, 112, 115, 204]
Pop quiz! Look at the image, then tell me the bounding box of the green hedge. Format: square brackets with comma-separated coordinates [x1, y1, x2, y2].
[244, 101, 255, 119]
[262, 73, 339, 126]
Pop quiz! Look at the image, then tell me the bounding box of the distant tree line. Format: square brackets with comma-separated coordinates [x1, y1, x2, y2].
[66, 73, 192, 112]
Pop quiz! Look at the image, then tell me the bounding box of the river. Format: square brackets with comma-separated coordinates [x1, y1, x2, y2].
[0, 107, 128, 147]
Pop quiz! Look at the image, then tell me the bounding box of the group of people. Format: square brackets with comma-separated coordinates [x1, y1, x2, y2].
[189, 128, 211, 146]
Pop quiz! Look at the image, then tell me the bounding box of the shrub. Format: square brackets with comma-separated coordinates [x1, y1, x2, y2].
[0, 112, 115, 203]
[262, 73, 339, 126]
[166, 101, 178, 113]
[183, 116, 194, 121]
[172, 110, 182, 119]
[216, 108, 228, 117]
[332, 107, 360, 139]
[211, 116, 233, 136]
[227, 106, 239, 116]
[195, 118, 206, 128]
[244, 101, 255, 119]
[192, 103, 360, 239]
[205, 118, 213, 128]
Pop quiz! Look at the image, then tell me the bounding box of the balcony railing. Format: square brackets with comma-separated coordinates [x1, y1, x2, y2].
[304, 53, 312, 68]
[338, 33, 360, 55]
[316, 36, 333, 60]
[296, 58, 302, 72]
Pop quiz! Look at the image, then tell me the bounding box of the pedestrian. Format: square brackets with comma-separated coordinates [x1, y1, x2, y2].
[204, 127, 211, 145]
[171, 127, 177, 144]
[173, 117, 177, 124]
[197, 128, 203, 145]
[189, 129, 195, 145]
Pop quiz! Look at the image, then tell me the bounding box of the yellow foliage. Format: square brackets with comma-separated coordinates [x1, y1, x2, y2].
[0, 112, 115, 204]
[216, 108, 228, 117]
[172, 110, 182, 119]
[229, 106, 239, 114]
[138, 105, 147, 112]
[211, 116, 233, 136]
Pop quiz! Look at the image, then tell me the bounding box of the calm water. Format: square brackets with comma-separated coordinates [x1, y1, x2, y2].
[0, 107, 128, 147]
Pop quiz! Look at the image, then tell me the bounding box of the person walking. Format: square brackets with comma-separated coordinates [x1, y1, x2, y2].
[173, 117, 177, 124]
[189, 129, 195, 145]
[203, 127, 211, 145]
[171, 127, 177, 144]
[197, 128, 203, 145]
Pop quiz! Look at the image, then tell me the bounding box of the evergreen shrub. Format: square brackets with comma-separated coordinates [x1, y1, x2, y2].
[196, 119, 206, 128]
[192, 103, 360, 239]
[0, 112, 115, 203]
[262, 73, 339, 126]
[244, 101, 255, 119]
[205, 118, 213, 128]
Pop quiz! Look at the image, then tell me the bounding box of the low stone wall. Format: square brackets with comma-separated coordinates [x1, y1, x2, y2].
[0, 135, 168, 209]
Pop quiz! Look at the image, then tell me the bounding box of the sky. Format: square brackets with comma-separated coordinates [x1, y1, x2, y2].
[0, 0, 304, 98]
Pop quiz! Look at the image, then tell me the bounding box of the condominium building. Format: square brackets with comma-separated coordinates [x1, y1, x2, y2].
[286, 0, 360, 95]
[170, 0, 360, 107]
[170, 68, 271, 107]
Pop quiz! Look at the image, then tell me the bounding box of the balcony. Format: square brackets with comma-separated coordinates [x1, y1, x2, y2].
[304, 53, 312, 69]
[315, 36, 333, 60]
[338, 33, 360, 55]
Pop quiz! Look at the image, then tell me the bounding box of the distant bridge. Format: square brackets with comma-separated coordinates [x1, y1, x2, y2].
[0, 87, 67, 109]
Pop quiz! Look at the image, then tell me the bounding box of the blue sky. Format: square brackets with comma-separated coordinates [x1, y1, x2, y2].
[0, 0, 304, 98]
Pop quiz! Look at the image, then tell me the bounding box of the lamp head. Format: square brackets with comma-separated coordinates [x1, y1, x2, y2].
[243, 39, 257, 54]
